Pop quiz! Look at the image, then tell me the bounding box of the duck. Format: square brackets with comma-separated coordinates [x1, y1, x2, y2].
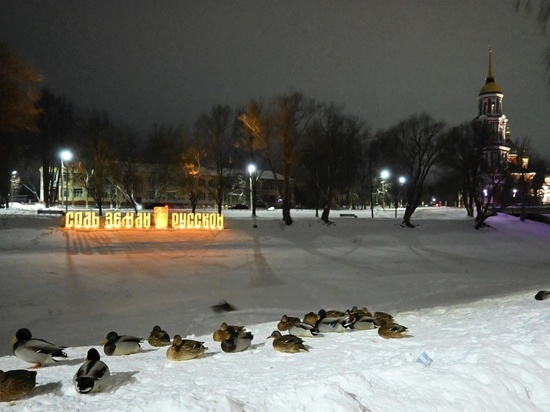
[12, 328, 67, 368]
[166, 335, 207, 361]
[220, 330, 254, 353]
[349, 313, 376, 330]
[210, 300, 237, 313]
[315, 310, 352, 333]
[212, 323, 245, 342]
[373, 311, 394, 326]
[347, 306, 372, 317]
[267, 331, 308, 353]
[73, 348, 111, 394]
[0, 369, 37, 402]
[535, 290, 550, 301]
[377, 319, 408, 339]
[288, 322, 320, 338]
[103, 331, 141, 356]
[147, 325, 171, 347]
[324, 309, 348, 318]
[302, 312, 319, 326]
[277, 315, 301, 331]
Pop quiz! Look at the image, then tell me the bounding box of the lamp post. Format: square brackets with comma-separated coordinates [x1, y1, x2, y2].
[60, 150, 73, 213]
[380, 169, 390, 209]
[395, 176, 406, 218]
[247, 164, 256, 216]
[10, 170, 17, 208]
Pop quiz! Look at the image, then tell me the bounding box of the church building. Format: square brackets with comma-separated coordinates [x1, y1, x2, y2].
[475, 49, 535, 206]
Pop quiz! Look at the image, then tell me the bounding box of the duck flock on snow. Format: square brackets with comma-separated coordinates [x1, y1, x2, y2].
[4, 289, 548, 403]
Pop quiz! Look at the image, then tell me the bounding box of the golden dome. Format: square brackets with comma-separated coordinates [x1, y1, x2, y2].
[479, 49, 502, 95]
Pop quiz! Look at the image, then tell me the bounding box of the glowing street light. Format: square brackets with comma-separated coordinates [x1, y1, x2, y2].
[247, 164, 256, 216]
[395, 176, 406, 218]
[380, 169, 390, 208]
[60, 149, 73, 214]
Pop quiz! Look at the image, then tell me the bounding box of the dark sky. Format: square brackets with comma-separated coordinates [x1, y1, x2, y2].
[1, 1, 549, 157]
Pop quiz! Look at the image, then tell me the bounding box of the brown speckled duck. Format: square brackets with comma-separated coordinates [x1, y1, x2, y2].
[303, 312, 320, 326]
[147, 325, 171, 347]
[374, 311, 394, 326]
[277, 315, 300, 332]
[267, 331, 308, 353]
[0, 369, 36, 402]
[213, 323, 245, 342]
[377, 319, 408, 339]
[166, 335, 207, 361]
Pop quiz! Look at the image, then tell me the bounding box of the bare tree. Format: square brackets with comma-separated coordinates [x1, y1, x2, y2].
[304, 103, 364, 223]
[381, 113, 447, 228]
[443, 121, 494, 217]
[194, 104, 236, 214]
[240, 92, 317, 225]
[516, 1, 550, 84]
[36, 89, 76, 207]
[0, 41, 42, 207]
[108, 125, 142, 212]
[179, 143, 204, 213]
[75, 111, 114, 215]
[142, 124, 183, 202]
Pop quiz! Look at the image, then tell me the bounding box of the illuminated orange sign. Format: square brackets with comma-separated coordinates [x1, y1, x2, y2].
[64, 210, 224, 230]
[172, 212, 224, 229]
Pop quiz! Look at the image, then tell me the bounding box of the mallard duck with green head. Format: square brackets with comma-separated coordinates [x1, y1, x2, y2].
[103, 331, 142, 356]
[73, 348, 111, 394]
[220, 329, 254, 353]
[289, 322, 320, 338]
[316, 310, 352, 333]
[349, 313, 376, 330]
[12, 328, 67, 368]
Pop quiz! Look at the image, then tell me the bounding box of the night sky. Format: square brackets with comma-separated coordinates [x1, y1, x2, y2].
[1, 1, 549, 157]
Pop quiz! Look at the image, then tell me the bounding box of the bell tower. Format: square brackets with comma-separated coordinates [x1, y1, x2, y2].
[476, 48, 510, 173]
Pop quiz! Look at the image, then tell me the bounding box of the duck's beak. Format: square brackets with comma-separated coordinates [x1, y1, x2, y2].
[101, 339, 108, 345]
[10, 336, 17, 343]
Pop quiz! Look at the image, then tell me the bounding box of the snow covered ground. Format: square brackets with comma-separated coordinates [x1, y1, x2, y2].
[1, 204, 549, 411]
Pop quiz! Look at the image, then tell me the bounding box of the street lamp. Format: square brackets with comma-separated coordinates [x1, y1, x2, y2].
[380, 169, 390, 208]
[60, 150, 73, 213]
[247, 164, 256, 216]
[10, 170, 17, 208]
[395, 176, 406, 218]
